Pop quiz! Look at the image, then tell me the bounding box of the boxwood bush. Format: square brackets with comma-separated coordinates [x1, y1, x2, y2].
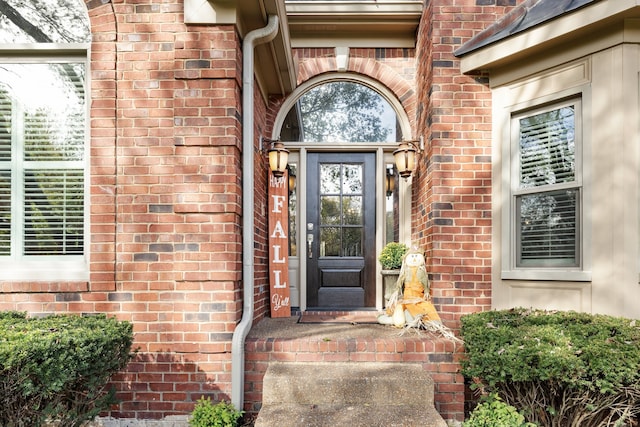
[0, 312, 134, 427]
[461, 308, 640, 427]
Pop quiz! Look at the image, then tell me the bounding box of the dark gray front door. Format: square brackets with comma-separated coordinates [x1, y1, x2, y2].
[306, 152, 376, 308]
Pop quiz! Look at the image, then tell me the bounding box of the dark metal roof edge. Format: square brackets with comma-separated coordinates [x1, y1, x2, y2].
[454, 0, 601, 58]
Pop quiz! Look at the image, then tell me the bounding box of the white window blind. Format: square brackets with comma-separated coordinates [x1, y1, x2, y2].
[24, 170, 84, 255]
[514, 103, 580, 268]
[0, 92, 10, 255]
[0, 171, 9, 256]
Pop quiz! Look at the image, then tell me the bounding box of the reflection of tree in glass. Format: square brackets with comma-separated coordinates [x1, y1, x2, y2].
[519, 106, 575, 189]
[343, 227, 362, 257]
[320, 164, 341, 193]
[321, 227, 340, 256]
[25, 106, 85, 162]
[288, 165, 297, 256]
[299, 82, 393, 142]
[342, 164, 362, 194]
[0, 0, 90, 44]
[342, 196, 362, 225]
[320, 196, 340, 225]
[319, 162, 364, 257]
[519, 190, 577, 263]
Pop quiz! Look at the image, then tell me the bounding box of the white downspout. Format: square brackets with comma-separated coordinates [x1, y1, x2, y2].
[231, 14, 279, 411]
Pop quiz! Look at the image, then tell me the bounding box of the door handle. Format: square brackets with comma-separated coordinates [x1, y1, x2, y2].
[307, 233, 314, 259]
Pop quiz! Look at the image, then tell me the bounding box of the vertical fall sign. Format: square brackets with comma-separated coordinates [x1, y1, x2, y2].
[268, 172, 291, 317]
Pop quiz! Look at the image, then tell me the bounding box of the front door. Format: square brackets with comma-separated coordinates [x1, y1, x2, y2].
[306, 152, 376, 308]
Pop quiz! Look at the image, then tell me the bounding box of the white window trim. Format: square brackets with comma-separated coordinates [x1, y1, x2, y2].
[501, 91, 592, 282]
[0, 52, 90, 282]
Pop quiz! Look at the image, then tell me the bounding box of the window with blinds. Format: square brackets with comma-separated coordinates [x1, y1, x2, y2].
[513, 101, 580, 268]
[0, 62, 86, 259]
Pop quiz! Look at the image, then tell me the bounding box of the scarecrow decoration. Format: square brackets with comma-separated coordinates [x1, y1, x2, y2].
[377, 246, 459, 341]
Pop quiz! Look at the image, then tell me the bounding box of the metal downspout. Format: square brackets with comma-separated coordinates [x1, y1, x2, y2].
[231, 14, 279, 411]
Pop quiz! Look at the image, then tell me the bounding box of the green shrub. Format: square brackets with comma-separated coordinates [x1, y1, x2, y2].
[378, 242, 408, 270]
[189, 397, 244, 427]
[461, 308, 640, 427]
[464, 393, 535, 427]
[0, 312, 134, 427]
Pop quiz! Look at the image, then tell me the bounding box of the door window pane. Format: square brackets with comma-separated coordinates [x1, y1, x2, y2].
[321, 196, 341, 225]
[319, 162, 366, 257]
[342, 196, 362, 225]
[343, 227, 362, 257]
[320, 227, 340, 256]
[320, 164, 341, 193]
[342, 164, 362, 194]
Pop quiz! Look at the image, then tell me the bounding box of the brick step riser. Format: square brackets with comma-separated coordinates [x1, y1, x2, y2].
[243, 336, 466, 421]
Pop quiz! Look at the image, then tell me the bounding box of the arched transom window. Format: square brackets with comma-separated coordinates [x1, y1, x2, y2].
[281, 81, 399, 143]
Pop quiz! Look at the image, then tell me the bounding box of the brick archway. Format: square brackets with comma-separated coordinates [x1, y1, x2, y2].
[295, 50, 417, 135]
[84, 0, 119, 289]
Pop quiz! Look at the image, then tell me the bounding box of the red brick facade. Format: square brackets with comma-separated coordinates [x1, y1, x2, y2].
[0, 0, 526, 422]
[414, 1, 523, 332]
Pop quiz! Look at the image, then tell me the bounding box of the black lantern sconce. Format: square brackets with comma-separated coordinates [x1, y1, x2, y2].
[393, 136, 423, 180]
[261, 137, 289, 178]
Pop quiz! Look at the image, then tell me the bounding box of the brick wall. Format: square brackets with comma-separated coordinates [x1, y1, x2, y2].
[0, 0, 529, 422]
[414, 0, 522, 332]
[0, 0, 270, 420]
[294, 47, 417, 124]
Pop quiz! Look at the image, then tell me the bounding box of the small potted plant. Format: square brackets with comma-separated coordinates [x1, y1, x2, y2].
[378, 242, 408, 306]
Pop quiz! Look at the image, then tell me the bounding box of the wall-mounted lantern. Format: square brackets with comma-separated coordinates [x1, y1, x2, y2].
[393, 136, 423, 180]
[261, 137, 289, 177]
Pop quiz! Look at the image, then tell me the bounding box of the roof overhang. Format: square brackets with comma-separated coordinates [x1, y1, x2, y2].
[184, 0, 296, 96]
[458, 0, 640, 75]
[285, 0, 423, 48]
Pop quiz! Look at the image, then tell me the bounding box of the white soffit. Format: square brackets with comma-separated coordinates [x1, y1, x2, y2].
[184, 0, 237, 24]
[285, 0, 423, 48]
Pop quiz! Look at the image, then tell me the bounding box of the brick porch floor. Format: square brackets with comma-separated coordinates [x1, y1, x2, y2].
[242, 311, 466, 423]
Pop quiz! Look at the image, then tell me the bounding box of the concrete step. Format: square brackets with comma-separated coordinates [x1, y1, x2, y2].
[255, 362, 447, 427]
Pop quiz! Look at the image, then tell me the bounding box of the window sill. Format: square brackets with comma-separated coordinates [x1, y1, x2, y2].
[502, 270, 591, 282]
[0, 260, 89, 284]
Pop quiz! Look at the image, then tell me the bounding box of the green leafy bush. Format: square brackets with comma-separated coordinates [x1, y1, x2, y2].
[461, 308, 640, 427]
[189, 397, 244, 427]
[464, 393, 535, 427]
[0, 312, 134, 427]
[378, 242, 408, 270]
